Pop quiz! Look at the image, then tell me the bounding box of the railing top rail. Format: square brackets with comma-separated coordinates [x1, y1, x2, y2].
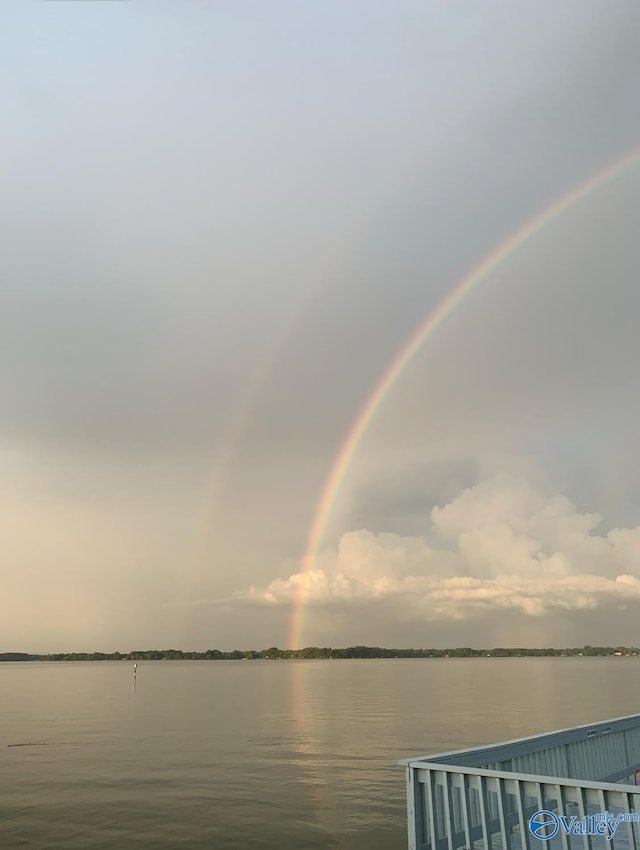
[398, 712, 640, 769]
[399, 759, 640, 794]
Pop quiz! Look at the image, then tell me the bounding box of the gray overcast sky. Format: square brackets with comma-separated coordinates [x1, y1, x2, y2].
[3, 1, 640, 651]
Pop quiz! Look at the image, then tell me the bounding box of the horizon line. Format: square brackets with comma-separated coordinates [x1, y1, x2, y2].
[4, 643, 639, 657]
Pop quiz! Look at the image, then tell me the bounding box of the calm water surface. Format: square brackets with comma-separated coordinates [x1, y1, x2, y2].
[2, 658, 640, 849]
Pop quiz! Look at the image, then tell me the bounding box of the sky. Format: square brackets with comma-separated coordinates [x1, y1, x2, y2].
[3, 1, 640, 652]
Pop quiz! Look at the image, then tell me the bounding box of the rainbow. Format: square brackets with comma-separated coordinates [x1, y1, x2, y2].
[289, 146, 640, 649]
[177, 294, 313, 639]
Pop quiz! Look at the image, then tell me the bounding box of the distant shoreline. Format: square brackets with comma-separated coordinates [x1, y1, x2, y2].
[1, 645, 638, 662]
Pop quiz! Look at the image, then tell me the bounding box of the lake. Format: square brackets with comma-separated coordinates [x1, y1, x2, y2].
[2, 658, 640, 849]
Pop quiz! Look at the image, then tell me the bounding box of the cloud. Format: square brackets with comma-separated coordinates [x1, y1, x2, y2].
[216, 474, 640, 623]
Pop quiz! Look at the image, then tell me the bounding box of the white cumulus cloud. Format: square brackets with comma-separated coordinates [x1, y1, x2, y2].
[221, 474, 640, 622]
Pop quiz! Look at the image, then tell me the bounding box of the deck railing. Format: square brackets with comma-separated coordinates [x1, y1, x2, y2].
[400, 714, 640, 850]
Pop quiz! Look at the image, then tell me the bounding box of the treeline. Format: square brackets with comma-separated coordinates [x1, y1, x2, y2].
[3, 645, 639, 662]
[0, 653, 39, 662]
